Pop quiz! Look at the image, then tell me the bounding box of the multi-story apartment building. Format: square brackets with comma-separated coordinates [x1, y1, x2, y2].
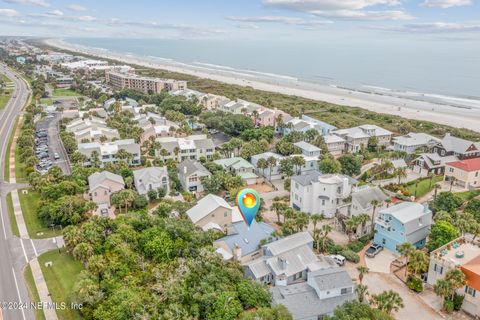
[155, 135, 215, 162]
[290, 171, 357, 218]
[427, 236, 480, 317]
[78, 139, 141, 168]
[106, 70, 187, 94]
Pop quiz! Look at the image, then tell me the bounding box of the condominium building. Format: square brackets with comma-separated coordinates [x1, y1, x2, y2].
[78, 139, 141, 167]
[290, 171, 357, 218]
[106, 70, 187, 94]
[66, 117, 119, 143]
[155, 135, 215, 161]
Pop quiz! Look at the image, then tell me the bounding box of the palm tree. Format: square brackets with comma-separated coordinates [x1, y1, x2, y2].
[444, 269, 466, 300]
[356, 213, 370, 235]
[291, 156, 306, 175]
[370, 199, 380, 233]
[252, 110, 259, 126]
[370, 290, 404, 316]
[397, 242, 414, 278]
[267, 156, 277, 182]
[257, 158, 268, 179]
[355, 284, 369, 303]
[433, 183, 441, 201]
[357, 266, 369, 284]
[434, 279, 454, 306]
[311, 214, 324, 233]
[408, 249, 428, 277]
[395, 167, 407, 184]
[385, 198, 392, 208]
[345, 217, 358, 241]
[270, 201, 287, 223]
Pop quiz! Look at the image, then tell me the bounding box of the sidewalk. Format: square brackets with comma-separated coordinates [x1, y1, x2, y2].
[8, 115, 58, 320]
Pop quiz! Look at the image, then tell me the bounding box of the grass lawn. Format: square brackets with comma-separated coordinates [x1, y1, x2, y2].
[24, 264, 46, 320]
[14, 135, 27, 183]
[38, 249, 84, 320]
[4, 117, 19, 182]
[0, 74, 13, 109]
[456, 189, 480, 202]
[18, 189, 62, 239]
[6, 193, 19, 237]
[52, 88, 78, 97]
[406, 175, 444, 199]
[40, 98, 53, 105]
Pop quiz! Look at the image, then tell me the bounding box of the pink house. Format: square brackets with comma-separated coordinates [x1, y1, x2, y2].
[253, 107, 293, 128]
[87, 171, 125, 216]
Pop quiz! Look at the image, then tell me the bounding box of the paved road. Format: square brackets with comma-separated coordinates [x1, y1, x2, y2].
[0, 63, 35, 320]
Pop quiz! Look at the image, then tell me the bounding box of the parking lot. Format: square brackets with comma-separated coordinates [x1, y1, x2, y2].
[35, 112, 71, 175]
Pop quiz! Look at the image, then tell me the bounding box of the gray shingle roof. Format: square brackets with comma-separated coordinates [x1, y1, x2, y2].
[291, 171, 322, 186]
[186, 194, 231, 223]
[88, 171, 124, 189]
[352, 186, 390, 209]
[177, 159, 210, 177]
[264, 232, 313, 256]
[440, 134, 480, 154]
[308, 268, 354, 292]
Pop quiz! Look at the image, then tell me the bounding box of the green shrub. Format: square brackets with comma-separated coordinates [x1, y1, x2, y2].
[339, 249, 360, 263]
[357, 234, 373, 245]
[452, 293, 465, 311]
[443, 299, 454, 313]
[406, 276, 423, 293]
[347, 241, 364, 253]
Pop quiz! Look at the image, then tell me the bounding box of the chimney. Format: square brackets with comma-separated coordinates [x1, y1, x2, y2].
[234, 245, 242, 261]
[279, 257, 288, 270]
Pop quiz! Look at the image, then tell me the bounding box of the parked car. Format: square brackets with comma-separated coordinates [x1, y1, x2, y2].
[37, 152, 49, 159]
[53, 152, 60, 160]
[366, 244, 384, 258]
[330, 254, 346, 266]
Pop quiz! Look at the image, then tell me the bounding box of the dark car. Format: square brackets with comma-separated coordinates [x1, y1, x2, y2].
[366, 244, 384, 258]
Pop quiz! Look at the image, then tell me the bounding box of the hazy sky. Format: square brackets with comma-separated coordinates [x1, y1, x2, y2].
[0, 0, 478, 41]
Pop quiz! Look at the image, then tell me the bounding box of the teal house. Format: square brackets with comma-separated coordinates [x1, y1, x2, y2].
[373, 202, 432, 253]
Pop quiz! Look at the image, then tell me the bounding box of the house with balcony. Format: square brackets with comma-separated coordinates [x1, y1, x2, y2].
[333, 125, 392, 153]
[155, 135, 215, 162]
[373, 202, 432, 253]
[290, 171, 357, 218]
[444, 157, 480, 189]
[78, 139, 141, 168]
[412, 153, 458, 176]
[284, 115, 336, 136]
[393, 132, 441, 154]
[294, 141, 321, 158]
[348, 186, 391, 235]
[433, 133, 480, 160]
[324, 134, 346, 156]
[244, 232, 338, 286]
[427, 236, 480, 317]
[177, 159, 211, 192]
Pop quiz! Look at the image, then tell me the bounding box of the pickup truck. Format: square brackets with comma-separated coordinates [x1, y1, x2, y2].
[365, 244, 384, 258]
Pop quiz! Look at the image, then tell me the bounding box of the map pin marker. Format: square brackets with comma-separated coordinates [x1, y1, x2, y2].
[236, 188, 260, 230]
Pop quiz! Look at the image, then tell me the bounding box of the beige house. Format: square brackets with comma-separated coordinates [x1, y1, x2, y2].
[86, 171, 125, 217]
[186, 194, 233, 231]
[333, 125, 392, 153]
[445, 158, 480, 189]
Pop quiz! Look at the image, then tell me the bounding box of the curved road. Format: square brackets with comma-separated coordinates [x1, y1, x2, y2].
[0, 64, 34, 320]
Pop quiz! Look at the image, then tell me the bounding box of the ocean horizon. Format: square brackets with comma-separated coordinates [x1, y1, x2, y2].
[66, 37, 480, 100]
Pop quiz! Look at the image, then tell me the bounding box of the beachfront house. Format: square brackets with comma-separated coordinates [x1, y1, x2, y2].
[393, 132, 441, 154]
[433, 133, 480, 160]
[333, 125, 392, 153]
[284, 115, 336, 136]
[373, 202, 432, 253]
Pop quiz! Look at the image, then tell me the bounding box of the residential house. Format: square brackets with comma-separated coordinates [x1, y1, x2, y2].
[177, 159, 211, 192]
[349, 186, 391, 235]
[387, 158, 408, 175]
[250, 152, 285, 181]
[290, 171, 357, 218]
[433, 133, 480, 160]
[170, 88, 203, 100]
[214, 157, 258, 185]
[103, 97, 138, 113]
[78, 139, 141, 167]
[65, 117, 120, 143]
[324, 134, 346, 156]
[284, 115, 336, 136]
[155, 135, 215, 162]
[333, 125, 392, 153]
[218, 99, 262, 115]
[294, 141, 321, 158]
[187, 194, 233, 231]
[412, 153, 458, 176]
[214, 219, 276, 263]
[244, 232, 337, 286]
[271, 268, 356, 320]
[374, 202, 432, 253]
[86, 171, 124, 217]
[393, 132, 441, 154]
[197, 93, 231, 110]
[427, 236, 480, 317]
[133, 167, 169, 195]
[445, 157, 480, 189]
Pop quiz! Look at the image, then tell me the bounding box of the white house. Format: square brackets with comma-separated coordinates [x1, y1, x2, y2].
[155, 135, 215, 162]
[177, 159, 211, 192]
[290, 171, 357, 218]
[133, 167, 169, 195]
[77, 139, 141, 168]
[393, 132, 441, 154]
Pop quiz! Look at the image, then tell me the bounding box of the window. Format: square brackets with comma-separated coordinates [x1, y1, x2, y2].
[340, 288, 352, 295]
[293, 271, 302, 280]
[382, 238, 386, 245]
[465, 286, 476, 297]
[434, 264, 443, 275]
[322, 199, 325, 205]
[224, 211, 227, 217]
[449, 168, 454, 173]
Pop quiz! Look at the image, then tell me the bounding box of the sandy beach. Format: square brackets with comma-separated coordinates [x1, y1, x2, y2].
[45, 39, 480, 133]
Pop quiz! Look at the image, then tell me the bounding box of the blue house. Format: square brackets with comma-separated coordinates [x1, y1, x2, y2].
[373, 202, 432, 253]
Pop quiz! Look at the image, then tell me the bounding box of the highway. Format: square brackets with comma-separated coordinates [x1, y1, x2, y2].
[0, 64, 35, 320]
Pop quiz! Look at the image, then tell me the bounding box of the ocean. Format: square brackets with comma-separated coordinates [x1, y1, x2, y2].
[66, 37, 480, 100]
